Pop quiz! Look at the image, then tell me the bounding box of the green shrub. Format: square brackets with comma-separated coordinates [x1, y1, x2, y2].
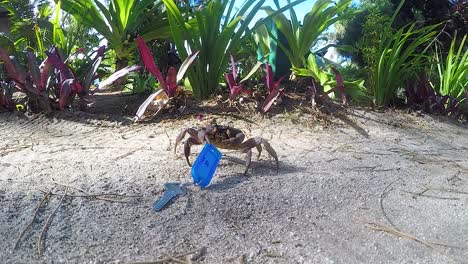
[162, 0, 306, 99]
[435, 32, 468, 100]
[263, 0, 356, 69]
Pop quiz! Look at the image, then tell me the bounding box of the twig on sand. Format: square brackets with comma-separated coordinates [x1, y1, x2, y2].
[14, 192, 51, 250]
[358, 220, 468, 264]
[264, 251, 285, 258]
[360, 220, 468, 249]
[425, 186, 468, 196]
[15, 182, 139, 254]
[48, 179, 140, 203]
[402, 190, 460, 200]
[380, 178, 402, 231]
[37, 188, 140, 203]
[0, 145, 33, 156]
[129, 248, 206, 264]
[114, 148, 140, 161]
[50, 179, 88, 194]
[36, 187, 68, 256]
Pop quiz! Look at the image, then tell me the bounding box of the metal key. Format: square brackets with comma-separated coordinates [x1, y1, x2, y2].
[153, 183, 186, 211]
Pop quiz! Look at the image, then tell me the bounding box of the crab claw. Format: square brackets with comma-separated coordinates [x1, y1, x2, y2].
[174, 128, 205, 166]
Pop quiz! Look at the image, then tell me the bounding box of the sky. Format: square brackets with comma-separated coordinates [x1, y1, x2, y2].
[245, 0, 361, 25]
[257, 0, 317, 21]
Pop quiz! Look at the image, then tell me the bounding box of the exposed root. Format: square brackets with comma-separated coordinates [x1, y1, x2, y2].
[37, 188, 140, 203]
[14, 192, 51, 250]
[380, 178, 403, 231]
[36, 188, 68, 256]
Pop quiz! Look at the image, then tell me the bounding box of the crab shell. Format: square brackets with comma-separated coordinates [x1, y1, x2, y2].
[175, 124, 279, 175]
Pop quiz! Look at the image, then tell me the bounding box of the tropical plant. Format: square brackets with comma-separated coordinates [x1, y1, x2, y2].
[293, 54, 367, 106]
[46, 46, 106, 109]
[234, 33, 265, 81]
[97, 65, 143, 91]
[370, 22, 440, 106]
[0, 48, 52, 111]
[134, 35, 199, 122]
[162, 0, 306, 99]
[126, 73, 157, 94]
[225, 55, 262, 102]
[0, 45, 106, 111]
[262, 0, 355, 69]
[406, 73, 467, 121]
[357, 11, 394, 68]
[1, 0, 98, 60]
[50, 0, 92, 59]
[434, 32, 468, 100]
[137, 35, 199, 98]
[335, 0, 394, 66]
[254, 18, 294, 79]
[58, 0, 171, 70]
[390, 0, 467, 46]
[362, 0, 440, 106]
[254, 20, 276, 69]
[0, 0, 33, 20]
[262, 63, 285, 112]
[1, 0, 54, 57]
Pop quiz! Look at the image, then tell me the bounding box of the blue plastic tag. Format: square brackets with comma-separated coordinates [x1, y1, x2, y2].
[191, 144, 222, 187]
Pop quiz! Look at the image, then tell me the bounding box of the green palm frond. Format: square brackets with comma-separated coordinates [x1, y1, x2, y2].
[59, 0, 170, 61]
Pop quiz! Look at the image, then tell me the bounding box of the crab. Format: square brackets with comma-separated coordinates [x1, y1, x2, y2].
[175, 124, 279, 175]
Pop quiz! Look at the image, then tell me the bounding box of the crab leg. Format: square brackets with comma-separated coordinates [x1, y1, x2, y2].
[240, 137, 279, 174]
[174, 128, 199, 154]
[184, 137, 201, 166]
[256, 144, 263, 160]
[240, 138, 260, 175]
[243, 149, 253, 175]
[262, 139, 279, 172]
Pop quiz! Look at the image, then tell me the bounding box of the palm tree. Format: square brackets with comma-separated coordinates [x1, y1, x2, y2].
[59, 0, 171, 70]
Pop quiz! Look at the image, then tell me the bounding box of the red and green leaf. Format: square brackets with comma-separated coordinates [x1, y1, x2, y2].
[40, 59, 52, 92]
[137, 35, 166, 91]
[331, 67, 347, 105]
[59, 79, 74, 109]
[265, 63, 275, 92]
[230, 54, 237, 80]
[262, 88, 283, 113]
[225, 55, 256, 101]
[263, 63, 284, 112]
[225, 72, 252, 100]
[80, 46, 106, 93]
[45, 50, 75, 80]
[165, 67, 178, 97]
